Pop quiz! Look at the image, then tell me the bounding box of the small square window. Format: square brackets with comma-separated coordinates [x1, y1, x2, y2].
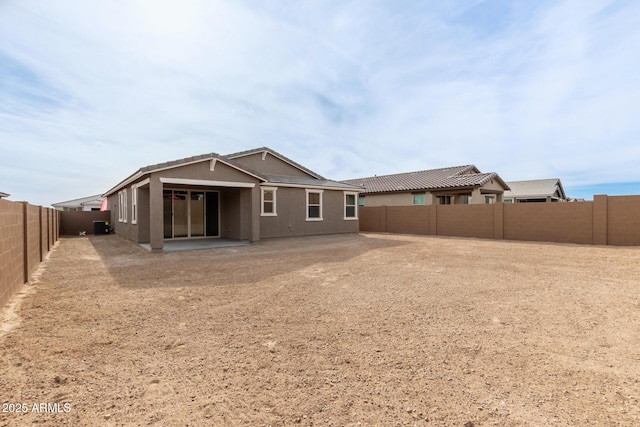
[412, 193, 425, 205]
[261, 187, 277, 216]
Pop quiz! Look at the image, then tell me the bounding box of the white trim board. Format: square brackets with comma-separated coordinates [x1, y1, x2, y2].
[263, 182, 359, 192]
[159, 177, 256, 188]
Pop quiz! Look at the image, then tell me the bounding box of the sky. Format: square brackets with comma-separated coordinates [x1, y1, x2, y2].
[1, 0, 639, 206]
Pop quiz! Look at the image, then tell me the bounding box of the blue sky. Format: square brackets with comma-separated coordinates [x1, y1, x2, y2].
[1, 0, 639, 206]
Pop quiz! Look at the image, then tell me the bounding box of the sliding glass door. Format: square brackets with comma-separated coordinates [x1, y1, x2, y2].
[163, 189, 219, 239]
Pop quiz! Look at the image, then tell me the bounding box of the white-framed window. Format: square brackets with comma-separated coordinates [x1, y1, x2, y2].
[118, 190, 128, 223]
[485, 196, 495, 204]
[438, 195, 451, 205]
[344, 191, 358, 220]
[261, 187, 277, 216]
[122, 189, 127, 223]
[118, 190, 123, 222]
[412, 193, 425, 205]
[131, 186, 138, 224]
[306, 189, 323, 221]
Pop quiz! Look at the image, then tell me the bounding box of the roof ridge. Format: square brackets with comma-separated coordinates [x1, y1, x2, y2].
[344, 165, 475, 182]
[140, 152, 221, 172]
[506, 178, 560, 183]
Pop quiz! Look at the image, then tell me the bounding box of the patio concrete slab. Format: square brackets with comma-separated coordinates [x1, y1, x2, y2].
[140, 238, 250, 252]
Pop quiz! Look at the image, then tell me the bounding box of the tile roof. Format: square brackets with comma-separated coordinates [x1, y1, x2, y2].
[504, 179, 565, 199]
[265, 174, 361, 190]
[343, 165, 509, 194]
[140, 152, 223, 173]
[52, 194, 103, 208]
[103, 147, 357, 196]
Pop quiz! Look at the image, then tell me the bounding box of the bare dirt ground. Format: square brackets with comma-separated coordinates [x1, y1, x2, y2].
[1, 233, 639, 426]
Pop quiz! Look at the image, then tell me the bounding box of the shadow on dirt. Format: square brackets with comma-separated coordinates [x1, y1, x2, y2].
[87, 233, 411, 289]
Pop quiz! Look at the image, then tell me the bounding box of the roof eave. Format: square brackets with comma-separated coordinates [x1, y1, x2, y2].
[103, 155, 268, 198]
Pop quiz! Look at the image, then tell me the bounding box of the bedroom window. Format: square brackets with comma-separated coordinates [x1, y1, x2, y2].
[306, 189, 323, 221]
[118, 190, 128, 222]
[412, 193, 425, 205]
[131, 186, 138, 224]
[261, 187, 277, 216]
[344, 192, 358, 220]
[438, 195, 451, 205]
[122, 189, 127, 223]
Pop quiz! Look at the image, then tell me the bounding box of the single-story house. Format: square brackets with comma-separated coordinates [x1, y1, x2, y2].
[0, 192, 9, 199]
[503, 178, 567, 203]
[52, 194, 104, 211]
[342, 165, 510, 206]
[103, 147, 361, 251]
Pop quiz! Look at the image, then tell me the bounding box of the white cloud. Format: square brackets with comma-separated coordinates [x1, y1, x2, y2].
[0, 0, 639, 205]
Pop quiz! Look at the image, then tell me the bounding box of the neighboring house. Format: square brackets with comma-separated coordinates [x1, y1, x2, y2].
[52, 194, 104, 211]
[343, 165, 510, 206]
[0, 192, 9, 199]
[103, 147, 361, 251]
[503, 179, 567, 203]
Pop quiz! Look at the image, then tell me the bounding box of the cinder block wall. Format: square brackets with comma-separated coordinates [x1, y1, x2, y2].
[504, 202, 593, 244]
[359, 206, 386, 232]
[437, 204, 494, 239]
[359, 195, 640, 247]
[0, 200, 25, 309]
[386, 206, 430, 235]
[607, 196, 640, 246]
[26, 204, 41, 279]
[59, 210, 111, 236]
[41, 209, 49, 255]
[0, 200, 59, 309]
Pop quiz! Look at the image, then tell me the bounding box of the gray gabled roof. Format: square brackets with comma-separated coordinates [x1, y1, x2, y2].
[104, 147, 356, 197]
[342, 165, 509, 194]
[52, 194, 103, 208]
[504, 178, 566, 200]
[265, 174, 361, 191]
[225, 147, 325, 180]
[103, 151, 268, 197]
[139, 152, 222, 173]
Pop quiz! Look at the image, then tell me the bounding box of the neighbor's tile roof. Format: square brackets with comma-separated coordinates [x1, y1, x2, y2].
[342, 165, 509, 194]
[504, 178, 565, 199]
[52, 194, 104, 208]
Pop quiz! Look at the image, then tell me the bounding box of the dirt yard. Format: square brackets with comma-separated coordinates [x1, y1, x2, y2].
[1, 233, 639, 426]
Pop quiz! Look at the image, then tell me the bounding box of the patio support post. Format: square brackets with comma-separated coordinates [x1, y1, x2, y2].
[250, 186, 260, 242]
[149, 176, 164, 251]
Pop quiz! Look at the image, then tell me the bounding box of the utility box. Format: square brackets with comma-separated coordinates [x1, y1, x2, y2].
[93, 220, 109, 235]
